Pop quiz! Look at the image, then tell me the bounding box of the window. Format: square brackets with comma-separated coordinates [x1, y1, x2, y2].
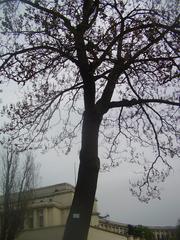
[157, 234, 160, 240]
[37, 209, 44, 227]
[27, 211, 34, 229]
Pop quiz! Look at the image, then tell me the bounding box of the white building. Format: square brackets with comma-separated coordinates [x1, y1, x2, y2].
[0, 183, 176, 240]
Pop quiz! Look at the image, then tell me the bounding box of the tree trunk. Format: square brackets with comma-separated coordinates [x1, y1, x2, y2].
[0, 194, 9, 240]
[63, 110, 102, 240]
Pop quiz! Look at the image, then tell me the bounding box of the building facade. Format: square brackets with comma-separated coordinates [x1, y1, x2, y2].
[0, 183, 176, 240]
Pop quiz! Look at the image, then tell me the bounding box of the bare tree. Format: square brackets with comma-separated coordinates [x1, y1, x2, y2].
[0, 146, 36, 240]
[0, 1, 179, 240]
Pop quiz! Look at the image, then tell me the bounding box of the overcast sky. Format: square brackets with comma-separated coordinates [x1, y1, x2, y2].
[0, 82, 180, 227]
[37, 148, 180, 227]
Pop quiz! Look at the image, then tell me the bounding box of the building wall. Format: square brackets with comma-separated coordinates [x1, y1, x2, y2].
[17, 225, 128, 240]
[17, 225, 64, 240]
[1, 183, 175, 240]
[88, 226, 127, 240]
[13, 183, 128, 240]
[151, 228, 176, 240]
[99, 219, 128, 235]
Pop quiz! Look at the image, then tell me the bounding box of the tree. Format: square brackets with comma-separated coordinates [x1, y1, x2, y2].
[175, 219, 180, 240]
[0, 146, 36, 240]
[0, 0, 179, 240]
[128, 225, 154, 240]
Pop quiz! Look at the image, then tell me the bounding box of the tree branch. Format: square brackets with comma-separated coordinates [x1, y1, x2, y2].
[2, 0, 74, 32]
[109, 98, 180, 109]
[0, 45, 78, 71]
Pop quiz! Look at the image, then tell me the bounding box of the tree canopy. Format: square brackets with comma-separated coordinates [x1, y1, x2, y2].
[0, 1, 179, 239]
